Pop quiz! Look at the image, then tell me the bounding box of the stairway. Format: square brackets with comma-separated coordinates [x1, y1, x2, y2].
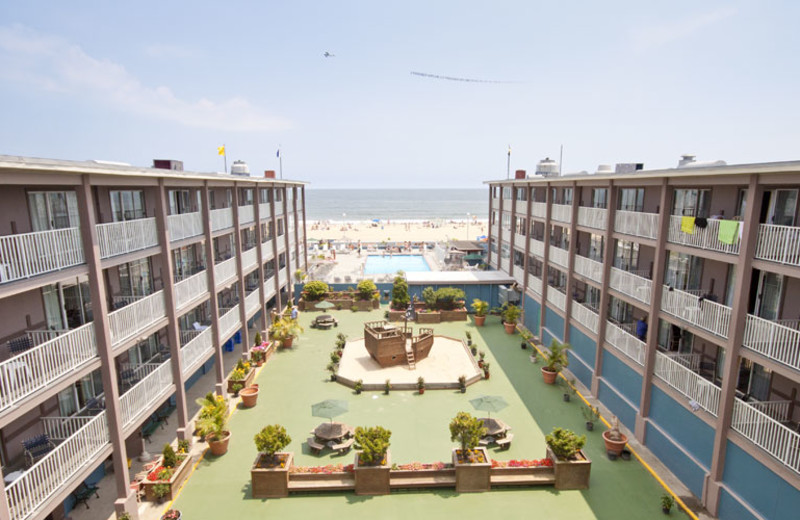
[405, 339, 416, 369]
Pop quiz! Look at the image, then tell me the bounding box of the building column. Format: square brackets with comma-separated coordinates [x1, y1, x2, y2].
[487, 187, 495, 266]
[540, 183, 552, 340]
[281, 186, 293, 304]
[75, 176, 136, 518]
[254, 189, 267, 334]
[154, 180, 190, 442]
[704, 175, 762, 516]
[301, 185, 309, 273]
[271, 187, 282, 313]
[0, 470, 12, 520]
[635, 179, 671, 441]
[591, 180, 617, 396]
[496, 187, 504, 271]
[232, 184, 249, 356]
[563, 182, 579, 343]
[201, 183, 225, 396]
[508, 187, 517, 276]
[521, 186, 533, 320]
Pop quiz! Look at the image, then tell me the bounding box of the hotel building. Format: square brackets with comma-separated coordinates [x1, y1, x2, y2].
[487, 157, 800, 519]
[0, 155, 306, 520]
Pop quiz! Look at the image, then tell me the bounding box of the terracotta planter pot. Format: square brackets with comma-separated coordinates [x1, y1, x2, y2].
[207, 431, 231, 456]
[474, 315, 486, 327]
[281, 336, 294, 348]
[602, 430, 628, 456]
[240, 387, 259, 408]
[483, 371, 490, 380]
[503, 322, 516, 334]
[541, 367, 558, 384]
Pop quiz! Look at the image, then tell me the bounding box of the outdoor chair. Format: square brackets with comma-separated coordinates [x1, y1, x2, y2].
[72, 482, 100, 509]
[85, 397, 105, 415]
[7, 335, 32, 355]
[22, 434, 55, 466]
[158, 343, 172, 361]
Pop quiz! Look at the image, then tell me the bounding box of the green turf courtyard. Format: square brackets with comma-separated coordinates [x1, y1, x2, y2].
[170, 307, 689, 519]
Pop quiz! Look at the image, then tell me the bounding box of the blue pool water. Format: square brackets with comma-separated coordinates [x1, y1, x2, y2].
[364, 255, 430, 274]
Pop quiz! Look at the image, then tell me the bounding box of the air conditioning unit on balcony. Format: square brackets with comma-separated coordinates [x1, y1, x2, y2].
[498, 284, 520, 306]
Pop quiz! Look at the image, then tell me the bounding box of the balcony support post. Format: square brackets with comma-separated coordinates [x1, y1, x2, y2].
[201, 183, 225, 396]
[563, 182, 579, 342]
[591, 181, 617, 395]
[254, 188, 267, 334]
[281, 186, 293, 305]
[232, 184, 250, 357]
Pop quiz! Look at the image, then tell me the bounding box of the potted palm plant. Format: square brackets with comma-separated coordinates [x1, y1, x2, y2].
[417, 376, 426, 394]
[271, 317, 304, 348]
[520, 329, 533, 349]
[661, 493, 675, 514]
[471, 298, 489, 326]
[195, 392, 230, 456]
[541, 339, 570, 384]
[501, 305, 521, 334]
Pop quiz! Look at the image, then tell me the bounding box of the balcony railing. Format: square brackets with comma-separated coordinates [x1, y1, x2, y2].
[527, 273, 542, 295]
[259, 203, 270, 220]
[262, 239, 274, 261]
[242, 247, 259, 271]
[609, 267, 652, 304]
[661, 286, 732, 339]
[513, 233, 527, 252]
[210, 207, 233, 232]
[0, 227, 84, 284]
[731, 398, 800, 475]
[96, 218, 158, 259]
[215, 257, 238, 287]
[548, 245, 569, 268]
[40, 415, 96, 441]
[571, 301, 599, 334]
[667, 216, 741, 255]
[742, 314, 800, 371]
[546, 287, 566, 311]
[605, 321, 646, 366]
[275, 200, 284, 216]
[0, 322, 97, 412]
[551, 204, 571, 224]
[264, 276, 276, 298]
[530, 238, 544, 258]
[245, 290, 261, 315]
[7, 412, 109, 520]
[577, 207, 607, 230]
[664, 352, 701, 372]
[167, 212, 203, 241]
[614, 210, 659, 239]
[24, 329, 70, 347]
[532, 202, 546, 219]
[239, 205, 255, 225]
[755, 224, 800, 267]
[108, 291, 166, 348]
[218, 304, 241, 343]
[174, 270, 208, 310]
[181, 327, 214, 376]
[278, 269, 288, 287]
[654, 352, 720, 416]
[119, 361, 174, 430]
[574, 255, 603, 284]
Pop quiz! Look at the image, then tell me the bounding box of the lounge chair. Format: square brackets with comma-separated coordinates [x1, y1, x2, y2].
[22, 434, 55, 466]
[7, 335, 32, 355]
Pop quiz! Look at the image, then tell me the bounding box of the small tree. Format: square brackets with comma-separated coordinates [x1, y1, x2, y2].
[471, 298, 489, 317]
[545, 427, 586, 460]
[303, 280, 329, 301]
[544, 339, 571, 374]
[433, 287, 466, 310]
[162, 444, 178, 468]
[449, 412, 487, 457]
[354, 426, 391, 465]
[501, 304, 522, 324]
[356, 279, 377, 300]
[421, 286, 436, 309]
[254, 424, 292, 463]
[391, 275, 410, 309]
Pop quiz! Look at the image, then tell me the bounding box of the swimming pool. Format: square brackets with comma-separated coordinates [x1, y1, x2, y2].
[364, 255, 430, 274]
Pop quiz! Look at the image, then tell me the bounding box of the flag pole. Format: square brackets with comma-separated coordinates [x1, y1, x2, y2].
[506, 145, 511, 179]
[224, 145, 228, 173]
[278, 146, 283, 179]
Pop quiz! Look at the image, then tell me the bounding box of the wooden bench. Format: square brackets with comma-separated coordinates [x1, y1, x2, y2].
[22, 434, 55, 466]
[331, 438, 354, 455]
[495, 433, 514, 450]
[307, 437, 325, 455]
[156, 404, 175, 424]
[141, 415, 164, 443]
[72, 482, 99, 509]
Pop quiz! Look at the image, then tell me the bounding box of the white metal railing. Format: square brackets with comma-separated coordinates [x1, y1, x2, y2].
[218, 304, 241, 343]
[111, 295, 140, 308]
[7, 412, 109, 520]
[731, 398, 800, 475]
[262, 239, 275, 261]
[605, 320, 646, 366]
[210, 207, 233, 232]
[571, 301, 599, 334]
[174, 270, 208, 309]
[245, 290, 261, 316]
[548, 245, 569, 268]
[0, 322, 97, 411]
[502, 199, 513, 213]
[527, 273, 542, 295]
[609, 267, 652, 304]
[264, 276, 276, 298]
[654, 352, 720, 416]
[242, 247, 259, 271]
[239, 205, 255, 225]
[181, 327, 214, 376]
[551, 204, 572, 224]
[278, 269, 288, 287]
[513, 233, 527, 252]
[25, 329, 70, 347]
[755, 224, 800, 267]
[667, 216, 741, 255]
[0, 227, 84, 284]
[577, 206, 607, 230]
[574, 255, 604, 283]
[96, 218, 158, 259]
[120, 361, 162, 383]
[214, 257, 238, 287]
[108, 291, 166, 347]
[665, 352, 701, 372]
[529, 238, 544, 258]
[275, 200, 283, 216]
[167, 212, 203, 241]
[614, 210, 659, 239]
[661, 286, 732, 339]
[742, 314, 800, 371]
[747, 399, 791, 423]
[259, 203, 270, 220]
[180, 329, 202, 346]
[40, 416, 95, 441]
[546, 288, 566, 311]
[119, 361, 173, 429]
[531, 202, 546, 219]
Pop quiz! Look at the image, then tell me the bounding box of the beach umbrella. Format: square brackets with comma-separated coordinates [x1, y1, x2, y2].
[469, 395, 509, 417]
[312, 399, 348, 422]
[315, 300, 335, 310]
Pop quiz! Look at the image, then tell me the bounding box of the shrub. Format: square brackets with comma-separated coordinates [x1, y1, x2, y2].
[391, 275, 410, 309]
[356, 279, 377, 300]
[384, 379, 391, 394]
[330, 352, 341, 364]
[433, 287, 465, 310]
[254, 331, 262, 346]
[303, 281, 329, 301]
[354, 379, 364, 392]
[545, 427, 586, 460]
[152, 483, 170, 500]
[449, 412, 487, 454]
[544, 339, 570, 373]
[501, 304, 522, 324]
[177, 439, 190, 454]
[335, 332, 347, 350]
[162, 444, 178, 468]
[421, 286, 436, 308]
[471, 298, 489, 316]
[354, 426, 391, 465]
[254, 424, 292, 459]
[351, 305, 358, 312]
[195, 392, 228, 440]
[417, 376, 425, 390]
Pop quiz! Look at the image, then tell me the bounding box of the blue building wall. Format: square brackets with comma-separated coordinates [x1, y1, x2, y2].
[718, 488, 759, 520]
[649, 387, 714, 467]
[568, 353, 593, 389]
[598, 380, 638, 431]
[644, 421, 707, 499]
[407, 283, 501, 309]
[544, 306, 564, 343]
[568, 326, 596, 367]
[523, 294, 540, 334]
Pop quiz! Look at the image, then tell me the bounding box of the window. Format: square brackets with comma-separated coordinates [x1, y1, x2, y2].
[28, 191, 80, 231]
[613, 239, 639, 271]
[563, 188, 573, 205]
[548, 267, 567, 292]
[515, 187, 527, 201]
[168, 190, 192, 215]
[119, 258, 153, 297]
[500, 243, 510, 260]
[527, 256, 542, 276]
[588, 234, 604, 262]
[592, 189, 608, 209]
[502, 187, 512, 199]
[275, 189, 283, 202]
[672, 189, 710, 218]
[515, 217, 527, 235]
[501, 212, 511, 231]
[239, 188, 254, 206]
[618, 188, 644, 212]
[110, 190, 145, 221]
[664, 252, 702, 291]
[513, 250, 525, 268]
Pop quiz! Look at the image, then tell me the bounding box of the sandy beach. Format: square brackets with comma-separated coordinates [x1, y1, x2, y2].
[305, 219, 489, 244]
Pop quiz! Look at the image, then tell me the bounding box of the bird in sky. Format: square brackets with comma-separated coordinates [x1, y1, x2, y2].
[323, 51, 336, 58]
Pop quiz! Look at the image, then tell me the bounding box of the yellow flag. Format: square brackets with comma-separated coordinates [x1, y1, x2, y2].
[217, 145, 226, 156]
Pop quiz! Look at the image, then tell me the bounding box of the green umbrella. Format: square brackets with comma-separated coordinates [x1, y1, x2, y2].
[469, 395, 509, 418]
[311, 399, 348, 422]
[315, 300, 336, 310]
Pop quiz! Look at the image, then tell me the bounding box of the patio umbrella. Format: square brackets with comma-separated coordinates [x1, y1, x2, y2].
[311, 399, 348, 423]
[469, 395, 509, 418]
[315, 300, 335, 310]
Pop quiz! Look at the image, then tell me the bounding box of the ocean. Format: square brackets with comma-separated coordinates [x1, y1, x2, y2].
[304, 189, 488, 222]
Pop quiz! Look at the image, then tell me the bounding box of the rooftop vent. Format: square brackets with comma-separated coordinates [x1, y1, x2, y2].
[535, 157, 560, 178]
[230, 160, 250, 176]
[153, 159, 184, 171]
[615, 163, 644, 174]
[677, 154, 726, 168]
[595, 164, 614, 175]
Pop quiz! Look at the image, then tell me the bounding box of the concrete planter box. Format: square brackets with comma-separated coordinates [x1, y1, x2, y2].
[227, 368, 256, 393]
[416, 312, 441, 324]
[453, 447, 491, 492]
[387, 310, 405, 322]
[354, 450, 391, 495]
[251, 452, 293, 498]
[441, 309, 468, 322]
[142, 454, 193, 502]
[547, 447, 591, 490]
[354, 300, 377, 311]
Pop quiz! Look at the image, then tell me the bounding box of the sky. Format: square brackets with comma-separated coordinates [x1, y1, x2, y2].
[0, 1, 798, 188]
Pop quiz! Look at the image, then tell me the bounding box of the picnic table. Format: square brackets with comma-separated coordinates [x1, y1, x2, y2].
[313, 421, 354, 441]
[480, 417, 511, 437]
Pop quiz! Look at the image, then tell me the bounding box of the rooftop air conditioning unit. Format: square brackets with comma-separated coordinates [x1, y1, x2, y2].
[498, 285, 520, 306]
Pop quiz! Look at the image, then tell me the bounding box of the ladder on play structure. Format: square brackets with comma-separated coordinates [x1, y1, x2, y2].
[405, 339, 416, 369]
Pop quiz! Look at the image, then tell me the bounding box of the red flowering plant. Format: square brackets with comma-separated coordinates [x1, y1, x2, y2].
[490, 458, 553, 468]
[289, 463, 355, 474]
[395, 462, 451, 471]
[160, 510, 181, 520]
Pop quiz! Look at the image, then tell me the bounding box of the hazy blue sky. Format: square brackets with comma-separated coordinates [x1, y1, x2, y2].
[0, 1, 797, 188]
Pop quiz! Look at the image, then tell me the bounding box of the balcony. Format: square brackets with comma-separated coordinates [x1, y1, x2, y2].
[513, 233, 527, 252]
[609, 267, 652, 304]
[571, 301, 599, 334]
[0, 227, 84, 284]
[214, 257, 238, 287]
[97, 218, 158, 259]
[119, 361, 173, 430]
[174, 271, 209, 310]
[502, 199, 513, 213]
[245, 289, 261, 316]
[546, 287, 566, 311]
[262, 239, 275, 261]
[605, 321, 646, 366]
[551, 203, 571, 224]
[667, 216, 741, 255]
[278, 269, 288, 288]
[108, 291, 166, 348]
[0, 322, 97, 413]
[264, 276, 276, 299]
[755, 224, 800, 267]
[275, 200, 284, 216]
[239, 205, 255, 225]
[574, 256, 604, 284]
[527, 273, 542, 295]
[218, 304, 241, 342]
[660, 286, 732, 339]
[731, 398, 800, 475]
[242, 247, 259, 271]
[614, 210, 659, 239]
[742, 315, 800, 372]
[511, 266, 526, 287]
[529, 238, 544, 258]
[210, 207, 233, 232]
[548, 245, 569, 269]
[654, 352, 720, 416]
[181, 327, 214, 376]
[259, 202, 270, 220]
[167, 212, 203, 241]
[577, 207, 607, 230]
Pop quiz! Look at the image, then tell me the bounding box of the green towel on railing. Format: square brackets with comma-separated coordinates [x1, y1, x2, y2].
[680, 216, 695, 234]
[718, 220, 739, 245]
